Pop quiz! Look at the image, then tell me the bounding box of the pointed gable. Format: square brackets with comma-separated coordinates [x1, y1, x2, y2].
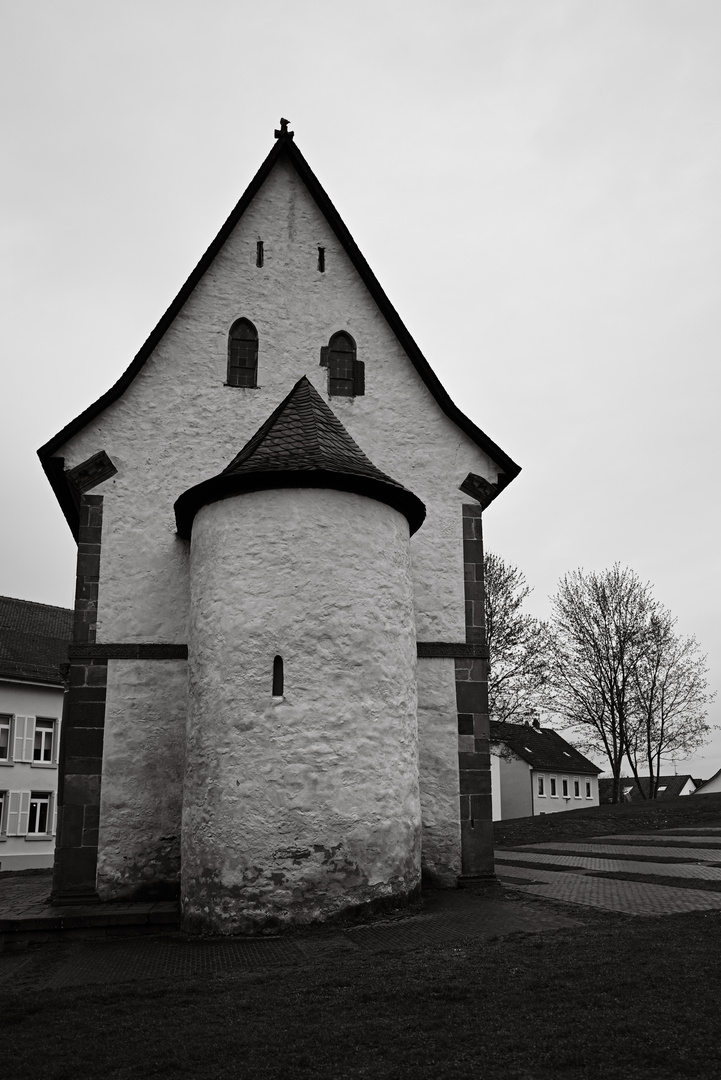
[38, 124, 519, 539]
[174, 376, 426, 538]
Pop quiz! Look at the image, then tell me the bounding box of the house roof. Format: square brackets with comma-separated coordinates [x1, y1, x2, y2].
[0, 596, 73, 686]
[599, 775, 698, 803]
[490, 722, 602, 775]
[694, 769, 721, 794]
[174, 376, 426, 538]
[37, 125, 520, 541]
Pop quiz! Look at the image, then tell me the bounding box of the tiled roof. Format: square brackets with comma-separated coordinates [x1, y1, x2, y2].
[0, 595, 73, 685]
[175, 377, 426, 538]
[490, 722, 602, 775]
[599, 775, 698, 803]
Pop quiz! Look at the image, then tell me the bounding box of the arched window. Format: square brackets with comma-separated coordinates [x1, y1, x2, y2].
[320, 332, 364, 397]
[272, 655, 284, 698]
[227, 319, 258, 388]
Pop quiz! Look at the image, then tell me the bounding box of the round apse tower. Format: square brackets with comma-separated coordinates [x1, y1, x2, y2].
[174, 376, 426, 935]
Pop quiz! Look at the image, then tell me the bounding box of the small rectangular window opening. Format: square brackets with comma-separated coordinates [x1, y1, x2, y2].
[318, 247, 325, 272]
[256, 241, 264, 268]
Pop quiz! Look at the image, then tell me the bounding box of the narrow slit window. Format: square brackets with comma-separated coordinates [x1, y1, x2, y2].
[319, 331, 364, 397]
[227, 318, 258, 388]
[256, 240, 264, 267]
[318, 246, 325, 272]
[272, 656, 284, 697]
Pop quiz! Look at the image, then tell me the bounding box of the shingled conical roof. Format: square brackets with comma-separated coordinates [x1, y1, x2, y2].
[174, 377, 425, 538]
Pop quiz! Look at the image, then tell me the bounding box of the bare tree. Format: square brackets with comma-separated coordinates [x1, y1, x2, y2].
[484, 552, 549, 724]
[549, 565, 714, 801]
[549, 565, 655, 802]
[627, 614, 714, 798]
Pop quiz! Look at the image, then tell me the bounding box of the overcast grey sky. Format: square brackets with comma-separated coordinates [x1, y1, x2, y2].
[2, 1, 719, 777]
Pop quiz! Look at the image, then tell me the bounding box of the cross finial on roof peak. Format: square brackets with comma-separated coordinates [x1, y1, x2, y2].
[274, 117, 294, 139]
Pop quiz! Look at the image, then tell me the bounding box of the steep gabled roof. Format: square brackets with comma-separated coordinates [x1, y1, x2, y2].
[490, 722, 602, 775]
[38, 125, 520, 539]
[0, 595, 73, 685]
[174, 376, 426, 537]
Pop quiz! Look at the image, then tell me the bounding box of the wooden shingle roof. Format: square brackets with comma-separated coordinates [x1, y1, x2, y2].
[174, 376, 426, 538]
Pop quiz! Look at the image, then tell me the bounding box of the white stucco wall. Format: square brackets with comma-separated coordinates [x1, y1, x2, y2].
[496, 751, 533, 821]
[183, 487, 421, 933]
[55, 157, 500, 646]
[416, 658, 461, 885]
[96, 659, 186, 899]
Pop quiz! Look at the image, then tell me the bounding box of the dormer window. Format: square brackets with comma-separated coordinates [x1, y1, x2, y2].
[227, 319, 258, 388]
[320, 332, 364, 397]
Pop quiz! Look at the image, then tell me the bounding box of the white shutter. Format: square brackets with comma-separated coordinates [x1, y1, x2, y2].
[7, 791, 21, 835]
[23, 716, 36, 762]
[13, 716, 35, 762]
[53, 718, 61, 765]
[13, 717, 26, 762]
[50, 792, 57, 836]
[17, 791, 30, 835]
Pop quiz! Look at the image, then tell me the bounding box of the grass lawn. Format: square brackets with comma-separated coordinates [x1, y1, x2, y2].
[4, 899, 721, 1080]
[5, 797, 721, 1078]
[493, 790, 721, 848]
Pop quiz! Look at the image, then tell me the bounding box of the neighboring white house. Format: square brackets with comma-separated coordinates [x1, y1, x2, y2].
[490, 721, 601, 821]
[0, 596, 72, 869]
[692, 770, 721, 795]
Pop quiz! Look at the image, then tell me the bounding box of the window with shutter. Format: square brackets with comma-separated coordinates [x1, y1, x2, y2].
[227, 319, 259, 388]
[320, 332, 364, 397]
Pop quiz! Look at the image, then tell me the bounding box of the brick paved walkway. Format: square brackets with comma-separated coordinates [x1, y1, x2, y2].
[495, 850, 721, 878]
[592, 833, 721, 845]
[497, 824, 721, 914]
[501, 872, 721, 915]
[517, 841, 721, 861]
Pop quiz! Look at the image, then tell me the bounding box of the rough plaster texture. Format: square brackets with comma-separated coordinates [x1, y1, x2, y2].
[183, 487, 421, 933]
[415, 658, 461, 885]
[55, 158, 500, 644]
[96, 659, 186, 899]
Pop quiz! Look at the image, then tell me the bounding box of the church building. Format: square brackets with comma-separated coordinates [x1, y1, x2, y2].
[38, 121, 520, 934]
